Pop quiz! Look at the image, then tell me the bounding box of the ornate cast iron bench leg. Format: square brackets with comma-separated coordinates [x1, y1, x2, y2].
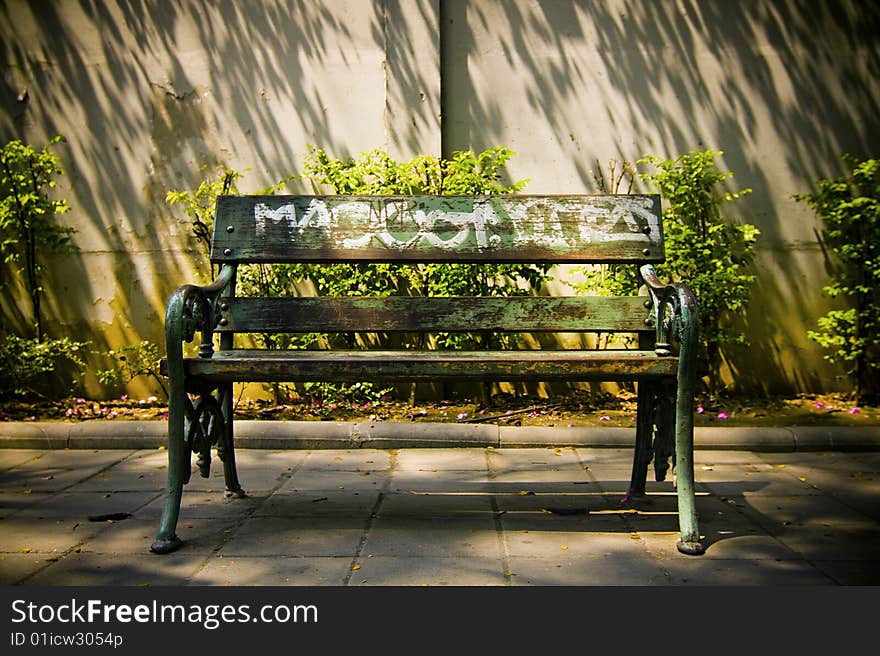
[218, 382, 246, 499]
[628, 380, 657, 500]
[150, 382, 187, 554]
[671, 286, 703, 555]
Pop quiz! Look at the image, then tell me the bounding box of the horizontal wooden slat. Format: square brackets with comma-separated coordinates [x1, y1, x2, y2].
[216, 296, 653, 334]
[176, 349, 677, 383]
[211, 194, 664, 264]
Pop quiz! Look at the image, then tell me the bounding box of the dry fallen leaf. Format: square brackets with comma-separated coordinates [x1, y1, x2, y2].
[351, 564, 361, 571]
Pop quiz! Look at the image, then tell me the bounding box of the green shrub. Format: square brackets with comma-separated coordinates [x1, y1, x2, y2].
[167, 147, 549, 405]
[0, 135, 76, 341]
[0, 334, 88, 400]
[299, 145, 550, 350]
[574, 149, 759, 394]
[794, 155, 880, 402]
[96, 340, 167, 399]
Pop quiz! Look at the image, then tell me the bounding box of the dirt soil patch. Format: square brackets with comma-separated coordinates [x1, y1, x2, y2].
[2, 390, 877, 428]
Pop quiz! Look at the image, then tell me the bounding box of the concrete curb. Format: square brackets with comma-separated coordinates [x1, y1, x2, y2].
[2, 420, 880, 451]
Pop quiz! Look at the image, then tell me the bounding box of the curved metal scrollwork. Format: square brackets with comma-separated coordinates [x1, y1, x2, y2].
[179, 287, 209, 344]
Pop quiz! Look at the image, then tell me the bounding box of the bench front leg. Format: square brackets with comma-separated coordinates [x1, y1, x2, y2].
[641, 265, 703, 555]
[670, 283, 703, 555]
[152, 267, 234, 554]
[150, 369, 187, 554]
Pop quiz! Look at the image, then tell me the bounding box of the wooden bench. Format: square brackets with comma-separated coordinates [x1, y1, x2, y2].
[151, 194, 704, 556]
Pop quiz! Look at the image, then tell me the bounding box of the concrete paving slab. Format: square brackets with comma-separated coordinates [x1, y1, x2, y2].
[505, 525, 651, 562]
[494, 491, 600, 514]
[659, 557, 835, 585]
[0, 552, 59, 585]
[705, 474, 824, 498]
[377, 490, 494, 516]
[0, 514, 105, 555]
[80, 517, 239, 555]
[507, 553, 669, 586]
[771, 527, 880, 561]
[829, 495, 880, 522]
[809, 560, 880, 585]
[300, 448, 392, 471]
[739, 494, 879, 531]
[218, 516, 366, 557]
[642, 531, 801, 561]
[487, 445, 584, 468]
[22, 552, 209, 586]
[498, 508, 629, 534]
[348, 556, 507, 586]
[255, 489, 381, 517]
[280, 469, 390, 493]
[361, 516, 500, 558]
[395, 447, 489, 471]
[72, 450, 169, 492]
[0, 449, 136, 492]
[191, 555, 354, 586]
[0, 449, 44, 471]
[387, 471, 492, 494]
[0, 490, 51, 518]
[138, 490, 264, 520]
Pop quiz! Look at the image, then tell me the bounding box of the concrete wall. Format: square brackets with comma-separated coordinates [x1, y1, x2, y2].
[1, 0, 878, 398]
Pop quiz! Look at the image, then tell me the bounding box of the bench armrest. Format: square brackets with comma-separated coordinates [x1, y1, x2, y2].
[639, 264, 698, 361]
[165, 264, 236, 369]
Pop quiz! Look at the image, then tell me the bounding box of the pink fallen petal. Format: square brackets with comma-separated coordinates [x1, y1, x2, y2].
[599, 415, 611, 422]
[814, 401, 826, 408]
[621, 492, 633, 504]
[850, 407, 861, 415]
[457, 412, 468, 420]
[717, 411, 729, 420]
[696, 406, 705, 414]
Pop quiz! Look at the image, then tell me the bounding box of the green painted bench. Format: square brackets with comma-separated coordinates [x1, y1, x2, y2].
[151, 194, 704, 556]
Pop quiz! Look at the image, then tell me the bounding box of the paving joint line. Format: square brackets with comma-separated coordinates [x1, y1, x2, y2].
[342, 450, 397, 586]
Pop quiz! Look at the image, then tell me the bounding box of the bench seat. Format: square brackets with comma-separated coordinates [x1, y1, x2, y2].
[173, 349, 679, 383]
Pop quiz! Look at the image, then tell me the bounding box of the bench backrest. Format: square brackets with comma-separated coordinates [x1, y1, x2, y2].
[211, 195, 663, 264]
[210, 194, 662, 336]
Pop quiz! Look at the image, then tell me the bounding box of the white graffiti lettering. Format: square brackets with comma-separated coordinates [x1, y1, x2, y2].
[252, 198, 659, 251]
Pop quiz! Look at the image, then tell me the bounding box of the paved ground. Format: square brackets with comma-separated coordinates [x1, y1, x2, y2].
[1, 442, 878, 586]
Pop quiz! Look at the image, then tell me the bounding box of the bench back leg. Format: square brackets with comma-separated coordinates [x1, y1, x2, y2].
[216, 383, 246, 498]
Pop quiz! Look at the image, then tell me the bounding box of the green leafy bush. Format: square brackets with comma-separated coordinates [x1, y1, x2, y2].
[0, 334, 88, 400]
[574, 149, 759, 394]
[0, 135, 76, 341]
[97, 340, 167, 399]
[166, 147, 548, 405]
[299, 145, 550, 350]
[298, 145, 551, 403]
[794, 155, 880, 402]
